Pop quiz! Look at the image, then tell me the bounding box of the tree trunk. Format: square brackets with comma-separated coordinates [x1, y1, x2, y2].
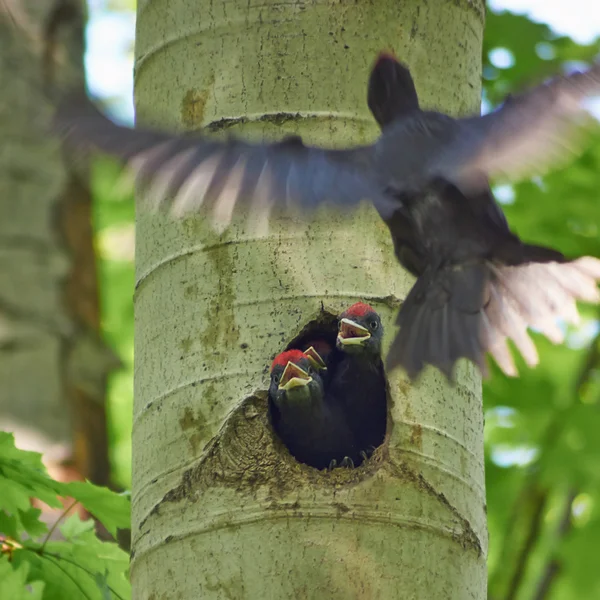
[132, 0, 487, 598]
[0, 2, 116, 489]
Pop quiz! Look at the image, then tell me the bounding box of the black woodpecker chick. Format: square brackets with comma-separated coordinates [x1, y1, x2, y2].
[328, 303, 387, 456]
[268, 350, 357, 470]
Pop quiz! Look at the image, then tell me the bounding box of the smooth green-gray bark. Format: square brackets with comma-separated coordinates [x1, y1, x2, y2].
[132, 0, 487, 597]
[0, 2, 115, 485]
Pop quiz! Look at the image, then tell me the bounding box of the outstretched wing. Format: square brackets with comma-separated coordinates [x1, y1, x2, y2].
[55, 95, 395, 231]
[373, 61, 600, 195]
[440, 62, 600, 190]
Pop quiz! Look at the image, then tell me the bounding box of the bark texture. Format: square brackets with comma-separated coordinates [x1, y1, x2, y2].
[0, 1, 116, 486]
[132, 0, 488, 598]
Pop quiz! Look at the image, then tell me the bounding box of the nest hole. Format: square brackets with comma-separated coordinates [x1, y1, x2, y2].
[266, 309, 391, 472]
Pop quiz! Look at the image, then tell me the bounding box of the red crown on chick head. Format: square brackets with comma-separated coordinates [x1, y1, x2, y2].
[342, 302, 375, 319]
[270, 349, 306, 372]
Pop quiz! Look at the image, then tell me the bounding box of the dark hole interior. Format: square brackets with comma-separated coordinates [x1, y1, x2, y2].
[284, 312, 338, 355]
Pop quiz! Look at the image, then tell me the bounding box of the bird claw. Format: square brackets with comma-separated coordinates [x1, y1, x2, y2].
[328, 457, 355, 470]
[339, 456, 354, 469]
[359, 446, 377, 462]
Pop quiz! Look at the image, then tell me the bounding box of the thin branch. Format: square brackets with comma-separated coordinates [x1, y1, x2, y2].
[533, 562, 560, 600]
[532, 488, 577, 600]
[40, 498, 79, 550]
[505, 489, 549, 600]
[493, 424, 562, 599]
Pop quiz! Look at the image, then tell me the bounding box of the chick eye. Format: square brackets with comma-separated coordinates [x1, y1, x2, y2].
[272, 374, 280, 384]
[370, 321, 379, 330]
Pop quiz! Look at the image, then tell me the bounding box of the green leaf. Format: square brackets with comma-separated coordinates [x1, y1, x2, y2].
[0, 558, 45, 600]
[0, 510, 19, 538]
[62, 482, 130, 539]
[19, 508, 49, 539]
[59, 514, 96, 541]
[0, 508, 47, 542]
[0, 433, 47, 468]
[0, 433, 63, 512]
[0, 475, 35, 514]
[0, 432, 130, 540]
[13, 515, 130, 600]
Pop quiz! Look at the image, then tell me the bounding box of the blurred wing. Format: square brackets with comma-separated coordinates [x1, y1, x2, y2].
[55, 95, 394, 232]
[439, 62, 600, 189]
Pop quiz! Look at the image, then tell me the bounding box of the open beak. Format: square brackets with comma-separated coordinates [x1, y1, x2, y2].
[337, 318, 371, 346]
[279, 361, 312, 391]
[304, 346, 327, 371]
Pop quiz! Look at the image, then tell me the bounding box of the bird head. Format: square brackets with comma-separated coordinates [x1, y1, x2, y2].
[269, 349, 323, 406]
[367, 51, 420, 129]
[337, 302, 384, 356]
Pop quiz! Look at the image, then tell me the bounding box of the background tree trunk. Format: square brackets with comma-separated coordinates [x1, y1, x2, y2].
[0, 2, 117, 491]
[132, 0, 487, 598]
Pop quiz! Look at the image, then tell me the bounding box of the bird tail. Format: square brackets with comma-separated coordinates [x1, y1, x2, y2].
[367, 53, 420, 129]
[386, 254, 600, 379]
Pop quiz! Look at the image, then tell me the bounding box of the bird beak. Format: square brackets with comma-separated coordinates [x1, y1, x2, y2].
[304, 346, 327, 371]
[337, 318, 371, 346]
[279, 361, 312, 391]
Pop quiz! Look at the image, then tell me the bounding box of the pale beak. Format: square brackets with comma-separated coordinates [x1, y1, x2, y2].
[337, 318, 371, 346]
[304, 346, 327, 371]
[279, 361, 312, 391]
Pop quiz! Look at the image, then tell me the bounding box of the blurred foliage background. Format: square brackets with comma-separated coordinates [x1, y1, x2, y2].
[86, 1, 600, 598]
[482, 9, 600, 600]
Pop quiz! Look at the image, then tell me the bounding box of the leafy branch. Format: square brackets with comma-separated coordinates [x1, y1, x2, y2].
[0, 432, 131, 600]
